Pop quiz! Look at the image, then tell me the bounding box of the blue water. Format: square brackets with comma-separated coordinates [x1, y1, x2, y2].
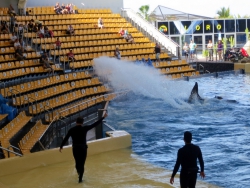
[106, 74, 250, 188]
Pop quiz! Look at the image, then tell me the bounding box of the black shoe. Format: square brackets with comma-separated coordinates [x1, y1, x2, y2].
[78, 179, 83, 183]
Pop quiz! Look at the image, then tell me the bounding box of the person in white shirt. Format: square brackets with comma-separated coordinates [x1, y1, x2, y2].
[207, 40, 213, 61]
[10, 32, 17, 44]
[98, 17, 104, 29]
[14, 38, 20, 49]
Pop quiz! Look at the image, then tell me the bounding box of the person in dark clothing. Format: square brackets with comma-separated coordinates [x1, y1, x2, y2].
[170, 131, 205, 188]
[59, 112, 108, 183]
[154, 43, 161, 62]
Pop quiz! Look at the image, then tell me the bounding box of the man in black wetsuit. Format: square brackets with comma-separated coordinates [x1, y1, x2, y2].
[59, 112, 108, 183]
[170, 131, 205, 188]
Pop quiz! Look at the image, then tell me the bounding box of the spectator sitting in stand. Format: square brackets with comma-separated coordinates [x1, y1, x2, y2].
[126, 33, 135, 44]
[40, 52, 54, 75]
[61, 3, 68, 14]
[44, 26, 51, 38]
[55, 37, 61, 50]
[118, 28, 125, 36]
[98, 17, 104, 29]
[66, 25, 75, 35]
[18, 23, 24, 36]
[0, 21, 9, 34]
[19, 38, 26, 50]
[38, 25, 45, 38]
[10, 32, 17, 44]
[67, 49, 75, 69]
[35, 19, 42, 30]
[14, 38, 21, 50]
[33, 24, 38, 33]
[66, 4, 70, 13]
[28, 20, 34, 32]
[114, 47, 121, 60]
[69, 3, 75, 14]
[15, 45, 26, 60]
[54, 2, 62, 14]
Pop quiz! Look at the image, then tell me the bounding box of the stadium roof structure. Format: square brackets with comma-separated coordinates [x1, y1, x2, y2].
[149, 5, 212, 21]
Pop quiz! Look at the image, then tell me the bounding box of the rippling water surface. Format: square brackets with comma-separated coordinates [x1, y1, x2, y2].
[106, 74, 250, 188]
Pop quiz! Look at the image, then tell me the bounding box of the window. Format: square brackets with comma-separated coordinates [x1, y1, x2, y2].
[158, 22, 169, 35]
[169, 22, 180, 35]
[193, 20, 203, 34]
[204, 20, 213, 33]
[236, 19, 246, 32]
[236, 34, 246, 47]
[214, 20, 224, 33]
[225, 20, 235, 32]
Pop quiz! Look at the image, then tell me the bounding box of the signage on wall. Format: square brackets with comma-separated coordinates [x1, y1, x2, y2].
[159, 25, 168, 34]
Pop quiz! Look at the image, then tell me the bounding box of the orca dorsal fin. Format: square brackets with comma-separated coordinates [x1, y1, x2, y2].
[188, 82, 204, 103]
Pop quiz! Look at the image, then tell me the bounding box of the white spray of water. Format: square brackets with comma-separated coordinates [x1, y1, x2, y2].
[94, 57, 193, 108]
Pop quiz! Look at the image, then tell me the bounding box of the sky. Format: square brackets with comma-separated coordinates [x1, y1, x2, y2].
[123, 0, 250, 18]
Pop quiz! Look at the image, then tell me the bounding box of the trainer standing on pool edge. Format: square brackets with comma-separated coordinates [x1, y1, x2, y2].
[170, 131, 205, 188]
[59, 112, 108, 183]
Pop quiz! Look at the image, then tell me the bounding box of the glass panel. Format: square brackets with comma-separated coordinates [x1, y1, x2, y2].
[169, 21, 180, 35]
[205, 35, 213, 45]
[158, 22, 169, 35]
[225, 20, 235, 32]
[236, 19, 246, 32]
[171, 36, 180, 45]
[181, 21, 192, 34]
[214, 20, 224, 33]
[204, 20, 213, 33]
[247, 19, 250, 30]
[193, 20, 203, 34]
[194, 35, 202, 52]
[214, 33, 224, 43]
[236, 33, 246, 47]
[182, 35, 192, 44]
[225, 34, 235, 48]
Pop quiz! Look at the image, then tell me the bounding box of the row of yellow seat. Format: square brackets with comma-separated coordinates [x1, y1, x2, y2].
[167, 72, 200, 79]
[29, 86, 109, 115]
[153, 60, 189, 68]
[18, 120, 48, 154]
[0, 65, 62, 80]
[1, 71, 92, 97]
[50, 43, 153, 56]
[0, 59, 41, 71]
[13, 77, 101, 106]
[34, 32, 144, 45]
[0, 52, 40, 63]
[69, 61, 94, 69]
[0, 34, 12, 40]
[159, 66, 195, 74]
[45, 93, 116, 122]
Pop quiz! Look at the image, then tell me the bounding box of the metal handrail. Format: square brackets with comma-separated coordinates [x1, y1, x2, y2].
[7, 144, 21, 152]
[0, 146, 23, 157]
[28, 96, 38, 115]
[205, 70, 211, 74]
[7, 88, 21, 112]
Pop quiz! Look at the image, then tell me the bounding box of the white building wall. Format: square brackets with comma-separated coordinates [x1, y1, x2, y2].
[26, 0, 124, 13]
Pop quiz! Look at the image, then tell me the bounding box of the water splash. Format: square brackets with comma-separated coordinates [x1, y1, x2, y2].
[94, 57, 192, 108]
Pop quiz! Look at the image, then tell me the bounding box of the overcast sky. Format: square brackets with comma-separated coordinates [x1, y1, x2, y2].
[123, 0, 250, 18]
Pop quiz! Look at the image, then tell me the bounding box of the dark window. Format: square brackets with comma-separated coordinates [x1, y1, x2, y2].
[204, 20, 213, 33]
[158, 22, 169, 35]
[181, 21, 192, 34]
[236, 19, 246, 32]
[169, 22, 180, 35]
[236, 33, 246, 47]
[182, 35, 192, 44]
[193, 20, 203, 34]
[225, 20, 235, 32]
[247, 19, 250, 30]
[214, 20, 224, 33]
[171, 36, 180, 45]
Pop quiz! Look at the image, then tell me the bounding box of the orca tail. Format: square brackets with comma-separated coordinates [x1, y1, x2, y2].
[188, 82, 204, 103]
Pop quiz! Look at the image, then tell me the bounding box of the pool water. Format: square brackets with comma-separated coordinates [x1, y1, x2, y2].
[106, 74, 250, 188]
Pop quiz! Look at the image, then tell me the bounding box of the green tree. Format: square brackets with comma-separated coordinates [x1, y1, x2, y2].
[216, 7, 233, 18]
[138, 5, 150, 20]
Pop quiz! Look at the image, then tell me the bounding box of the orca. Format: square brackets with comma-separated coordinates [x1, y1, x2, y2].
[188, 82, 204, 103]
[188, 82, 238, 103]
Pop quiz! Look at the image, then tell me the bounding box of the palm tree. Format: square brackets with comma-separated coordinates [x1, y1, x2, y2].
[216, 7, 233, 18]
[138, 5, 150, 20]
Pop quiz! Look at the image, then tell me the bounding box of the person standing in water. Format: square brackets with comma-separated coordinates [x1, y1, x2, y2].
[59, 112, 108, 183]
[170, 131, 205, 188]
